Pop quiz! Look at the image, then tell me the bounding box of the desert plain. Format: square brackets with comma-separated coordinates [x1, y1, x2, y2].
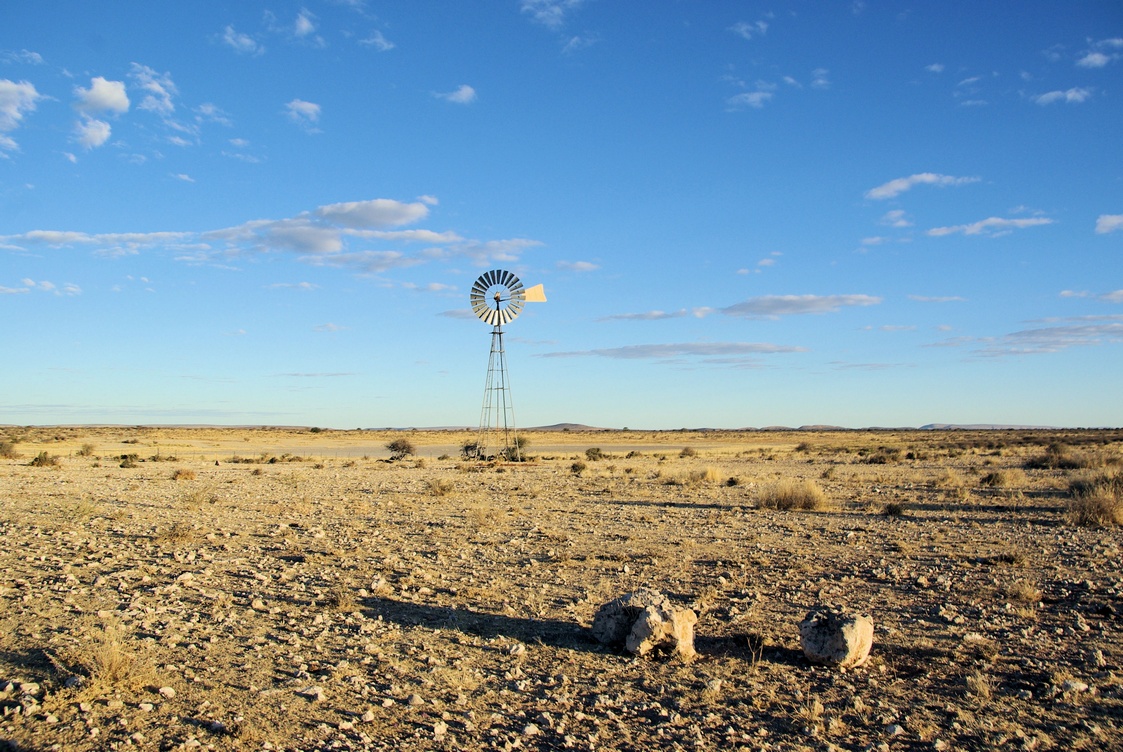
[1, 425, 1121, 751]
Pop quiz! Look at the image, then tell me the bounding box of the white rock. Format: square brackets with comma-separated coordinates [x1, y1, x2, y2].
[799, 607, 873, 669]
[158, 686, 176, 698]
[591, 589, 697, 659]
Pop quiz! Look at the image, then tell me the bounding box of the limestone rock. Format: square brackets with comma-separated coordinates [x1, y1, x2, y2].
[799, 606, 873, 669]
[591, 589, 697, 659]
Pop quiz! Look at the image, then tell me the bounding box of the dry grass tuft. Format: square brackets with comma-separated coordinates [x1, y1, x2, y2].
[1066, 471, 1123, 527]
[758, 479, 829, 511]
[68, 622, 155, 693]
[323, 582, 359, 613]
[172, 468, 197, 481]
[429, 477, 456, 497]
[29, 451, 60, 467]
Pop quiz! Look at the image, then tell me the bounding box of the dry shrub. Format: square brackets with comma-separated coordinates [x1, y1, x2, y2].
[0, 441, 19, 459]
[76, 443, 95, 457]
[172, 468, 196, 481]
[758, 479, 828, 511]
[158, 522, 196, 546]
[323, 582, 358, 613]
[979, 469, 1024, 488]
[69, 622, 155, 693]
[429, 478, 455, 497]
[1004, 580, 1041, 603]
[1067, 471, 1123, 527]
[965, 671, 993, 706]
[29, 451, 60, 467]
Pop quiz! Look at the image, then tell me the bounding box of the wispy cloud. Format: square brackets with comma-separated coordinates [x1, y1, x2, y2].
[599, 308, 712, 322]
[909, 294, 966, 303]
[313, 323, 346, 333]
[1060, 289, 1123, 304]
[220, 25, 265, 56]
[520, 0, 585, 29]
[0, 78, 41, 154]
[285, 99, 321, 131]
[1076, 38, 1123, 68]
[436, 85, 477, 105]
[975, 322, 1123, 357]
[925, 63, 944, 73]
[541, 341, 805, 361]
[1, 49, 44, 65]
[557, 260, 598, 272]
[726, 90, 773, 110]
[865, 172, 980, 200]
[1096, 214, 1123, 234]
[1033, 87, 1092, 105]
[730, 20, 768, 40]
[721, 294, 881, 318]
[2, 278, 81, 296]
[927, 216, 1053, 237]
[1, 196, 541, 275]
[360, 30, 395, 51]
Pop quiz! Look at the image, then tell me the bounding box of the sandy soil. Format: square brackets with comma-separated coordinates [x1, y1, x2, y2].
[1, 426, 1121, 751]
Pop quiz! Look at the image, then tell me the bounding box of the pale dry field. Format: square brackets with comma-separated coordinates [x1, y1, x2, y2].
[1, 426, 1122, 751]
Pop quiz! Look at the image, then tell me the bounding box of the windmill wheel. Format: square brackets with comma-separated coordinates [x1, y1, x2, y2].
[470, 269, 526, 326]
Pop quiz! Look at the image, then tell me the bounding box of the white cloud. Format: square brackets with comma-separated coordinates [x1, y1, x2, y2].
[172, 173, 194, 183]
[880, 209, 912, 227]
[285, 99, 321, 130]
[557, 260, 598, 272]
[315, 198, 429, 228]
[0, 79, 41, 152]
[925, 63, 944, 73]
[74, 117, 111, 149]
[542, 342, 804, 360]
[865, 172, 980, 200]
[520, 0, 585, 29]
[973, 322, 1123, 357]
[129, 63, 177, 116]
[727, 91, 773, 110]
[299, 250, 419, 273]
[927, 216, 1053, 237]
[294, 10, 316, 37]
[730, 21, 768, 40]
[1033, 87, 1092, 105]
[360, 30, 395, 51]
[1, 49, 45, 65]
[721, 294, 881, 318]
[1077, 38, 1123, 68]
[437, 85, 477, 105]
[1104, 290, 1123, 304]
[909, 295, 965, 303]
[221, 25, 264, 55]
[1095, 214, 1123, 234]
[74, 76, 129, 114]
[811, 68, 830, 89]
[313, 323, 345, 333]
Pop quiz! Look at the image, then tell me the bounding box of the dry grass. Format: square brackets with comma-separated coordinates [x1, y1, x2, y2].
[67, 622, 155, 693]
[171, 467, 197, 481]
[1067, 471, 1123, 527]
[758, 478, 829, 511]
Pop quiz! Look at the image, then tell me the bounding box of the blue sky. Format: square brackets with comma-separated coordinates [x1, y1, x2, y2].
[2, 1, 1121, 429]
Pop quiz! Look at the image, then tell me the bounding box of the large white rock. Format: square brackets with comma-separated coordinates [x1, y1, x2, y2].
[591, 589, 697, 659]
[798, 607, 873, 669]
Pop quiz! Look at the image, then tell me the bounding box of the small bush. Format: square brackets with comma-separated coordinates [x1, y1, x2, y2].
[76, 443, 95, 457]
[979, 470, 1023, 488]
[0, 441, 19, 459]
[758, 479, 828, 511]
[386, 438, 415, 460]
[585, 447, 604, 461]
[172, 468, 197, 481]
[30, 451, 60, 467]
[679, 447, 697, 458]
[570, 460, 587, 475]
[880, 502, 906, 517]
[119, 453, 139, 469]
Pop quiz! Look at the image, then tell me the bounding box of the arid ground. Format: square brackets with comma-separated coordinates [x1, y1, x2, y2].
[2, 426, 1121, 751]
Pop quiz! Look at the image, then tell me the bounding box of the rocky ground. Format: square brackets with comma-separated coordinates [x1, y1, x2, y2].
[1, 426, 1121, 751]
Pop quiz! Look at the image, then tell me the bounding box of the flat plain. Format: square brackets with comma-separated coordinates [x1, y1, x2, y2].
[1, 426, 1121, 751]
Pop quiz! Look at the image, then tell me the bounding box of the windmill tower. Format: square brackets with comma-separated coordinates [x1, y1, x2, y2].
[469, 270, 546, 461]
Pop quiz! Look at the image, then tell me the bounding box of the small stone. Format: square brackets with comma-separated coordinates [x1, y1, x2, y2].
[251, 599, 266, 611]
[382, 698, 395, 707]
[44, 713, 59, 724]
[1062, 679, 1089, 693]
[298, 686, 325, 702]
[361, 710, 376, 723]
[408, 694, 424, 706]
[338, 720, 354, 731]
[158, 686, 176, 699]
[523, 723, 540, 736]
[139, 703, 155, 712]
[886, 723, 904, 737]
[433, 720, 448, 737]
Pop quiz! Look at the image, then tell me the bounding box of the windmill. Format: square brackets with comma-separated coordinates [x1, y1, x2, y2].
[468, 269, 546, 461]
